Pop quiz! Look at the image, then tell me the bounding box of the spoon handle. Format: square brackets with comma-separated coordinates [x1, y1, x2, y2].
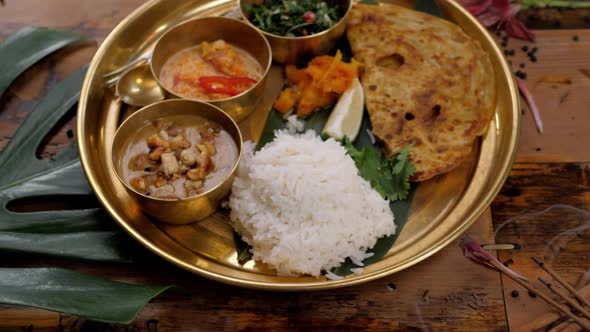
[104, 5, 241, 83]
[103, 51, 152, 79]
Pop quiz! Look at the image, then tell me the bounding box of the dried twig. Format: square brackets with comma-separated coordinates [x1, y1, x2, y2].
[518, 283, 590, 331]
[460, 237, 590, 330]
[516, 77, 544, 134]
[488, 259, 590, 330]
[539, 277, 590, 321]
[533, 257, 590, 310]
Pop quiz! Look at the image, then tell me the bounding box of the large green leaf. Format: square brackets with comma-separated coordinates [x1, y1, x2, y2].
[0, 67, 131, 262]
[0, 66, 87, 187]
[0, 29, 172, 323]
[0, 27, 85, 97]
[0, 268, 172, 324]
[0, 160, 132, 262]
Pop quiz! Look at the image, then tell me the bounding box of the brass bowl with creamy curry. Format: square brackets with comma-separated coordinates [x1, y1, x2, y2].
[151, 16, 272, 123]
[111, 99, 242, 224]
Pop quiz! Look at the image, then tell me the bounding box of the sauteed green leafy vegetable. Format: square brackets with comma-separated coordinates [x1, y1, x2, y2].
[243, 0, 343, 37]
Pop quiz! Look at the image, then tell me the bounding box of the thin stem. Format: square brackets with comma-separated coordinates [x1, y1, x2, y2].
[539, 277, 590, 320]
[532, 257, 590, 310]
[489, 260, 590, 331]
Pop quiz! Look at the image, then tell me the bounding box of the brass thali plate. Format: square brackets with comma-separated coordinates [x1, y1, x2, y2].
[77, 0, 520, 290]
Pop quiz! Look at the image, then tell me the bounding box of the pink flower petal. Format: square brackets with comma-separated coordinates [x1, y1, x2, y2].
[464, 0, 494, 15]
[504, 16, 536, 41]
[492, 0, 511, 16]
[516, 77, 544, 133]
[460, 236, 528, 281]
[458, 0, 534, 41]
[478, 11, 502, 27]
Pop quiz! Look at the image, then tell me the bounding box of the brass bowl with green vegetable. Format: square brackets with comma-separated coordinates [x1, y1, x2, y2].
[239, 0, 353, 64]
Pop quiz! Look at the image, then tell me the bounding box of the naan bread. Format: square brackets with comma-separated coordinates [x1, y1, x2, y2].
[347, 4, 496, 181]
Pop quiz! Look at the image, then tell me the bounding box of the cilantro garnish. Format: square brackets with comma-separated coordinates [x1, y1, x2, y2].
[343, 138, 415, 201]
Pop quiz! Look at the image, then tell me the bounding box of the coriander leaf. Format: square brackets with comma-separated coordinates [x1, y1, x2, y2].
[343, 138, 415, 201]
[379, 145, 415, 201]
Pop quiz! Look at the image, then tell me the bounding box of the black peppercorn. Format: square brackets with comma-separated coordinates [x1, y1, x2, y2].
[511, 290, 519, 298]
[515, 71, 527, 80]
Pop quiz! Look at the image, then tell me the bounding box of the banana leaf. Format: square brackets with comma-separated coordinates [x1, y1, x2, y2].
[240, 108, 416, 276]
[414, 0, 443, 17]
[0, 27, 85, 97]
[0, 268, 172, 324]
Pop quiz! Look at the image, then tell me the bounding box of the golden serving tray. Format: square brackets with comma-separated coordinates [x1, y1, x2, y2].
[77, 0, 520, 290]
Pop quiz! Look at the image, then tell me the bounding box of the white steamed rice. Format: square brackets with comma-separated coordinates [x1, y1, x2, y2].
[228, 130, 395, 277]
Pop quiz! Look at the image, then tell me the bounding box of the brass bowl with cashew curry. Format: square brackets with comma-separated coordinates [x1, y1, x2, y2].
[111, 99, 242, 224]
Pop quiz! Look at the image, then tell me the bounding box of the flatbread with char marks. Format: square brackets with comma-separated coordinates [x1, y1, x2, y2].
[347, 4, 496, 181]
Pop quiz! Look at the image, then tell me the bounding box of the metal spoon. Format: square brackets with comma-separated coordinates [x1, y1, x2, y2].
[115, 64, 165, 107]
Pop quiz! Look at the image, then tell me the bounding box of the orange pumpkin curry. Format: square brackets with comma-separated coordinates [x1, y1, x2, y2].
[160, 40, 263, 100]
[121, 115, 238, 200]
[274, 51, 361, 117]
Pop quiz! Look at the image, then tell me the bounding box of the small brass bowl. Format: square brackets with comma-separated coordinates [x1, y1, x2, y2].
[111, 99, 243, 225]
[150, 16, 272, 123]
[239, 0, 353, 64]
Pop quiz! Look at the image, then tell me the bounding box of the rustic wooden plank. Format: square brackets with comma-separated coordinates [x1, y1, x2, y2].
[518, 8, 590, 29]
[493, 30, 590, 163]
[0, 306, 59, 330]
[0, 0, 146, 40]
[492, 163, 590, 331]
[0, 211, 507, 331]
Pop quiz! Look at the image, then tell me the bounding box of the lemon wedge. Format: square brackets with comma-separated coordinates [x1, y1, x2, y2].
[322, 77, 364, 141]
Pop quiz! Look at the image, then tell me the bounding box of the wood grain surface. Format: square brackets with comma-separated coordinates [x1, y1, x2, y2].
[492, 163, 590, 331]
[0, 0, 589, 331]
[0, 212, 506, 332]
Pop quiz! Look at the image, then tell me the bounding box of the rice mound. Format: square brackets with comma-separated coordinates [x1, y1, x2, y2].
[229, 130, 395, 277]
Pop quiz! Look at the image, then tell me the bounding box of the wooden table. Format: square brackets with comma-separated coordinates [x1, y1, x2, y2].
[0, 1, 589, 331]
